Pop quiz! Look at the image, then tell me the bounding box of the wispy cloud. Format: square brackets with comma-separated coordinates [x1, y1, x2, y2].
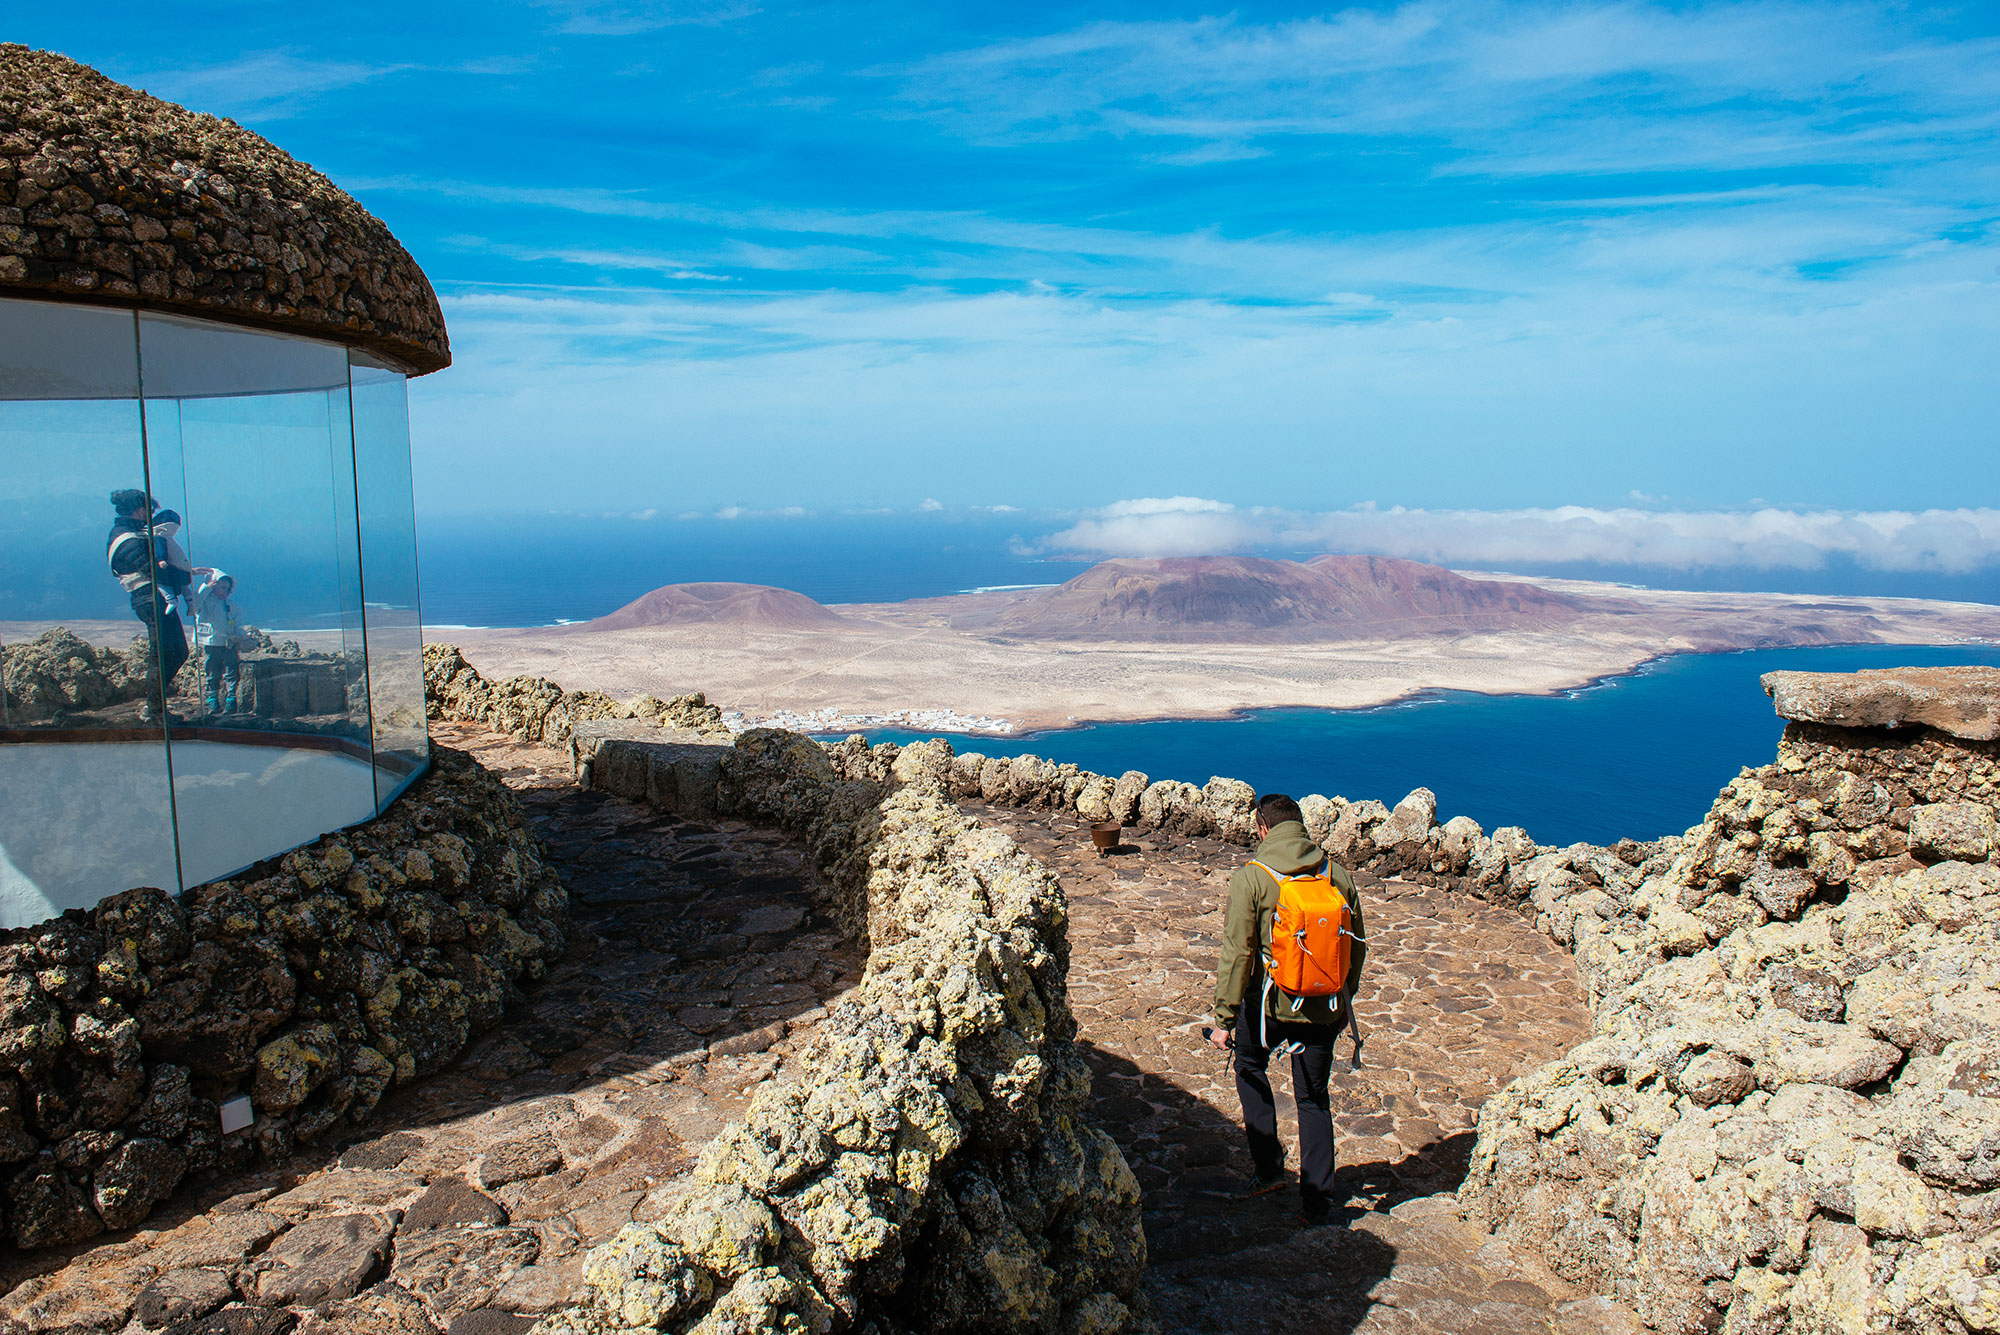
[529, 0, 760, 36]
[129, 52, 414, 119]
[1037, 499, 2000, 574]
[885, 4, 2000, 176]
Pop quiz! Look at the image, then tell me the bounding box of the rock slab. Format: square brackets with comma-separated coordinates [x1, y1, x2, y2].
[1763, 664, 2000, 740]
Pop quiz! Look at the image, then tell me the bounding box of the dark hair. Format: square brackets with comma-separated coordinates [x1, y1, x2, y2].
[109, 488, 150, 514]
[1255, 794, 1304, 828]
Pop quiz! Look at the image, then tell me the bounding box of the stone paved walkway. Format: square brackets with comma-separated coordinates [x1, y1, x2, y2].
[972, 803, 1642, 1335]
[3, 733, 1644, 1335]
[0, 725, 863, 1335]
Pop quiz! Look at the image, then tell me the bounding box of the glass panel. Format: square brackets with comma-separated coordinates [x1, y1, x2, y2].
[137, 315, 377, 888]
[351, 353, 428, 808]
[0, 298, 180, 924]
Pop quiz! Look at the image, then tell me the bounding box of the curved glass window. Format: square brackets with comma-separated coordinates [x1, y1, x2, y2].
[0, 296, 430, 927]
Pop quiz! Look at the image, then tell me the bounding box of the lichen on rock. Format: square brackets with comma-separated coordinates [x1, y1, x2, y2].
[531, 723, 1146, 1334]
[425, 643, 731, 749]
[1459, 673, 2000, 1335]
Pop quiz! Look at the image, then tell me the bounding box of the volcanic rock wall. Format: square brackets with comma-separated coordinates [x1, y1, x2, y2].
[815, 732, 1646, 903]
[821, 688, 2000, 1334]
[0, 746, 566, 1248]
[424, 644, 732, 748]
[1457, 674, 2000, 1335]
[526, 730, 1146, 1333]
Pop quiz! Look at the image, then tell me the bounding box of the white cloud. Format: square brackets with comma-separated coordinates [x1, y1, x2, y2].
[1036, 500, 2000, 574]
[707, 504, 809, 520]
[918, 497, 944, 511]
[1041, 497, 1262, 558]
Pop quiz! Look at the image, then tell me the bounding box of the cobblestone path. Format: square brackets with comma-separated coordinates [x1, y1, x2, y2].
[0, 725, 862, 1335]
[972, 803, 1642, 1335]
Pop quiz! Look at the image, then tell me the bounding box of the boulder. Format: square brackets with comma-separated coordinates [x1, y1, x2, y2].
[1910, 801, 1997, 863]
[1201, 777, 1257, 844]
[1323, 799, 1389, 865]
[1138, 781, 1211, 837]
[1108, 771, 1150, 825]
[1375, 787, 1438, 849]
[1299, 794, 1343, 848]
[1433, 815, 1485, 875]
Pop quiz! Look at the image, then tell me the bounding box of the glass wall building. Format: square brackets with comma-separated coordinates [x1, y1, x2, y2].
[2, 47, 453, 930]
[0, 299, 433, 926]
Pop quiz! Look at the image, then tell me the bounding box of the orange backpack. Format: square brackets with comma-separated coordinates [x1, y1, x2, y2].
[1252, 859, 1355, 998]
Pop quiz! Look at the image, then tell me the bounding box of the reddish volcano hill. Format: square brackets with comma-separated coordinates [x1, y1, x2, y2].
[985, 555, 1595, 642]
[576, 582, 849, 632]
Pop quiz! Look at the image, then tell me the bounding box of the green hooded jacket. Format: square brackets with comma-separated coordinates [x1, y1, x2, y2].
[1212, 821, 1367, 1031]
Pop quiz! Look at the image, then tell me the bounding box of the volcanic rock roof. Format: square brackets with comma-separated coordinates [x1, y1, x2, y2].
[0, 44, 449, 374]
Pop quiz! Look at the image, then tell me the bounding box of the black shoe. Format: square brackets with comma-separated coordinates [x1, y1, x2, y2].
[1298, 1201, 1353, 1228]
[1234, 1171, 1288, 1200]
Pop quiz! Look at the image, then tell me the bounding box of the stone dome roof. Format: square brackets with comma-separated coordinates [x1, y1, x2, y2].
[0, 45, 449, 374]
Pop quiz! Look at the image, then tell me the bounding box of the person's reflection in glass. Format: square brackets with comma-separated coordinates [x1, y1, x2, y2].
[106, 488, 192, 725]
[188, 566, 246, 718]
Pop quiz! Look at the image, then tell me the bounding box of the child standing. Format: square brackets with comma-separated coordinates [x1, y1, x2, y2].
[188, 567, 247, 715]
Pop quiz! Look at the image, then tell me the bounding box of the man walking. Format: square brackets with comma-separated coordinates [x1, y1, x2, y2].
[107, 489, 193, 723]
[1209, 793, 1367, 1226]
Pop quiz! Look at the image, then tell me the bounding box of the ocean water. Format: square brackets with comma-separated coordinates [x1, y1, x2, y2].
[862, 643, 2000, 849]
[417, 512, 1065, 627]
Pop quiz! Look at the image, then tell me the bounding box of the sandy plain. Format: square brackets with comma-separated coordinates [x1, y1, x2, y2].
[436, 577, 2000, 734]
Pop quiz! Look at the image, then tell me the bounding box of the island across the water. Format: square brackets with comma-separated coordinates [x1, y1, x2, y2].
[440, 554, 2000, 733]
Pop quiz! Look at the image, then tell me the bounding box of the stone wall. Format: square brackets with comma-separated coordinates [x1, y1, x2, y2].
[0, 745, 567, 1248]
[813, 732, 1644, 908]
[0, 45, 451, 374]
[0, 627, 151, 718]
[1458, 671, 2000, 1335]
[424, 644, 732, 750]
[437, 651, 2000, 1333]
[460, 721, 1149, 1330]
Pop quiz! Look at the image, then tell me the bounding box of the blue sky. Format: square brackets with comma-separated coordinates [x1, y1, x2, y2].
[19, 2, 2000, 571]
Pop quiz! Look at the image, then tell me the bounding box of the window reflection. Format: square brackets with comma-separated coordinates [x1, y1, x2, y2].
[0, 301, 180, 920]
[138, 315, 378, 888]
[352, 352, 428, 807]
[0, 297, 432, 926]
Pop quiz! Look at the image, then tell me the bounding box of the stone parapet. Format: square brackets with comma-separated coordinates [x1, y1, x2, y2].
[529, 727, 1145, 1333]
[0, 45, 451, 372]
[1763, 664, 2000, 741]
[425, 644, 733, 752]
[0, 745, 567, 1248]
[1461, 686, 2000, 1334]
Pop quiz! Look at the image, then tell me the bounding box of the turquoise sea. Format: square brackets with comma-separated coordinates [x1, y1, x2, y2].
[862, 643, 2000, 848]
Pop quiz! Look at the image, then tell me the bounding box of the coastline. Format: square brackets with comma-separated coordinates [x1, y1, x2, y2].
[434, 604, 2000, 741]
[795, 638, 2000, 741]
